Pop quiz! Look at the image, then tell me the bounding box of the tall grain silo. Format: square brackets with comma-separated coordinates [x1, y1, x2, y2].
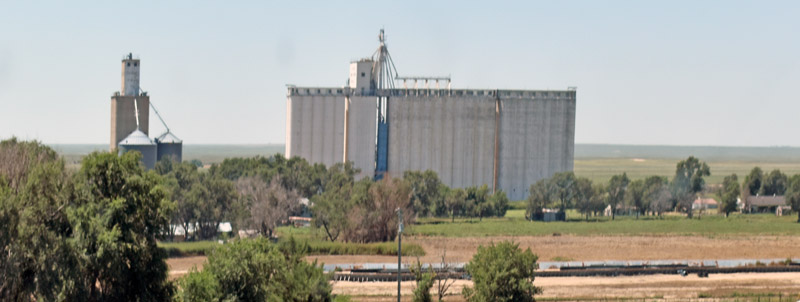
[156, 131, 182, 163]
[118, 129, 157, 170]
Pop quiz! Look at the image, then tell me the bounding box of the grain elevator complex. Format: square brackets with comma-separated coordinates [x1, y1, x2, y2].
[110, 53, 182, 169]
[286, 31, 576, 200]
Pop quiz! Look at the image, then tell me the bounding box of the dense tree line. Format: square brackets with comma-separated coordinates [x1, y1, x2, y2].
[1, 139, 340, 301]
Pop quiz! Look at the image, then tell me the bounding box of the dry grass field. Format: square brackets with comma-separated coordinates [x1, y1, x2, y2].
[308, 234, 800, 265]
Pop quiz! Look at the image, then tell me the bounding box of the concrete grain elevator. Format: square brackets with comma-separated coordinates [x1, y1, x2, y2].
[285, 30, 576, 200]
[110, 53, 182, 169]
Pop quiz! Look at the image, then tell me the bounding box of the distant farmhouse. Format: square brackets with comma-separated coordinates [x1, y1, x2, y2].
[743, 195, 788, 214]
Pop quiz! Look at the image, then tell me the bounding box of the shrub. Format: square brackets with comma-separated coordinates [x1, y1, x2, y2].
[462, 241, 541, 302]
[176, 238, 331, 302]
[411, 260, 434, 302]
[178, 269, 220, 302]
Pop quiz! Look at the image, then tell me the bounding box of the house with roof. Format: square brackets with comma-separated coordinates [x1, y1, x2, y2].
[744, 195, 786, 213]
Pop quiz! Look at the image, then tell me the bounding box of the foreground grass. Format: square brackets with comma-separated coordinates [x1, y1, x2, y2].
[410, 210, 800, 237]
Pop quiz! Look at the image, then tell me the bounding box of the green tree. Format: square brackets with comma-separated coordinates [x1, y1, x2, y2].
[445, 188, 466, 222]
[626, 179, 645, 219]
[742, 167, 763, 197]
[404, 170, 444, 217]
[551, 172, 577, 214]
[433, 184, 451, 217]
[784, 175, 800, 223]
[489, 190, 510, 218]
[311, 177, 353, 242]
[462, 241, 541, 302]
[160, 160, 201, 240]
[671, 156, 710, 218]
[526, 179, 552, 220]
[0, 140, 86, 301]
[606, 173, 629, 220]
[70, 151, 175, 301]
[466, 185, 491, 221]
[178, 238, 331, 302]
[574, 177, 597, 220]
[177, 269, 220, 302]
[760, 169, 787, 196]
[719, 174, 740, 217]
[642, 176, 670, 216]
[189, 174, 238, 239]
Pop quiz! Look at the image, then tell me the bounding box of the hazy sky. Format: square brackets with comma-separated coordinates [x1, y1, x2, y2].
[1, 1, 798, 146]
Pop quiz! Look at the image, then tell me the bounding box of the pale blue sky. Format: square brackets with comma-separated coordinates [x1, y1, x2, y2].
[1, 1, 798, 146]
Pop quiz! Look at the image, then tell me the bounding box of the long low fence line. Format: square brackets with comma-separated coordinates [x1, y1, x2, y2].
[329, 261, 800, 282]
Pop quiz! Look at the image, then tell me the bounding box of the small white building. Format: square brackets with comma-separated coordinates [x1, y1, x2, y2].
[692, 198, 718, 210]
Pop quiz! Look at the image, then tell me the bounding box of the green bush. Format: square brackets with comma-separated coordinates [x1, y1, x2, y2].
[411, 261, 434, 302]
[178, 269, 220, 302]
[176, 238, 331, 302]
[462, 241, 541, 302]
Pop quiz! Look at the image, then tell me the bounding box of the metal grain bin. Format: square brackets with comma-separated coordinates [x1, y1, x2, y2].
[155, 131, 183, 163]
[118, 129, 157, 170]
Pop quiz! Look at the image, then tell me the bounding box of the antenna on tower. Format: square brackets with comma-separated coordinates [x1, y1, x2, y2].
[372, 28, 399, 90]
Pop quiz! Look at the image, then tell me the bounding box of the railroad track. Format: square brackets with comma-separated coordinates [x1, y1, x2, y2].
[331, 265, 800, 282]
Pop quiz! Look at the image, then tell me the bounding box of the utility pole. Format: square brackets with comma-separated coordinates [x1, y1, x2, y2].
[396, 208, 403, 302]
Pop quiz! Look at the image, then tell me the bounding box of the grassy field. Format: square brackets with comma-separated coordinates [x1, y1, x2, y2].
[410, 210, 800, 237]
[575, 158, 800, 185]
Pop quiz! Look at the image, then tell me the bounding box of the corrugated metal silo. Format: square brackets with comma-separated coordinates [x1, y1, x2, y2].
[118, 129, 157, 170]
[155, 131, 183, 163]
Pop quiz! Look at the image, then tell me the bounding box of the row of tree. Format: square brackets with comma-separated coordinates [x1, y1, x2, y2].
[156, 154, 512, 243]
[527, 157, 713, 220]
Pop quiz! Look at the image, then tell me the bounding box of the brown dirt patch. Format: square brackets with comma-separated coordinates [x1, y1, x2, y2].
[309, 235, 800, 265]
[166, 256, 206, 280]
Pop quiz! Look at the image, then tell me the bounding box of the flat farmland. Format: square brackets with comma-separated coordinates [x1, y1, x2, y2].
[574, 158, 800, 185]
